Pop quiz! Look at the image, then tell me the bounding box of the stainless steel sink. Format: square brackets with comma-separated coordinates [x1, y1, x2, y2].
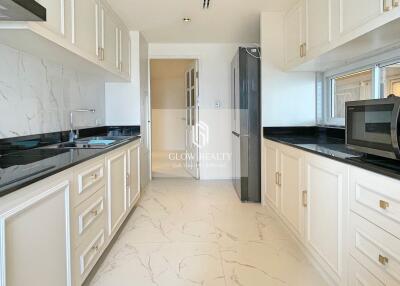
[42, 136, 129, 150]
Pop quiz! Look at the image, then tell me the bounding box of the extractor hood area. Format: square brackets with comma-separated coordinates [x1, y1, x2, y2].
[0, 0, 46, 21]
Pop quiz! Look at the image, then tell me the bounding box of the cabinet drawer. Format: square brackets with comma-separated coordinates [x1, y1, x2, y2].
[73, 229, 106, 285]
[72, 186, 106, 247]
[348, 256, 384, 286]
[349, 212, 400, 284]
[72, 157, 105, 207]
[350, 167, 400, 239]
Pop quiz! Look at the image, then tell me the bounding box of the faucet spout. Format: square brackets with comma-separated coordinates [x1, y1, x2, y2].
[69, 109, 96, 142]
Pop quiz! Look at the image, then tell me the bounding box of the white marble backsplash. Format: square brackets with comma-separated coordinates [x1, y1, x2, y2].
[0, 43, 105, 139]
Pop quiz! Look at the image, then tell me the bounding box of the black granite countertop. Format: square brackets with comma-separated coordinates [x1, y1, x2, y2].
[0, 126, 140, 198]
[264, 127, 400, 181]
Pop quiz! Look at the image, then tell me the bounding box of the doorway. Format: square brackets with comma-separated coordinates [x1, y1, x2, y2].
[150, 59, 200, 179]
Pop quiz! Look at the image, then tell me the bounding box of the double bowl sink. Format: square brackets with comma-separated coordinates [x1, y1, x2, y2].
[43, 136, 130, 150]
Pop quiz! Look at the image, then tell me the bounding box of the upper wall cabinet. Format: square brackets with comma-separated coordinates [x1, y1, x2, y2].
[305, 0, 331, 58]
[283, 0, 400, 71]
[0, 0, 131, 82]
[284, 1, 305, 66]
[72, 0, 100, 61]
[339, 0, 383, 36]
[35, 0, 67, 38]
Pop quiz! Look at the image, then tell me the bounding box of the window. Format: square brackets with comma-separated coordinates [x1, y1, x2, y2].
[380, 63, 400, 98]
[331, 69, 373, 119]
[320, 56, 400, 126]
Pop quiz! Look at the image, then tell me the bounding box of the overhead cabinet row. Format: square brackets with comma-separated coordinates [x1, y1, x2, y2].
[284, 0, 400, 70]
[0, 0, 131, 81]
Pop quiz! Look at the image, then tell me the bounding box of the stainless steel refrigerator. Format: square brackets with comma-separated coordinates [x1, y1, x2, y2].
[231, 47, 261, 202]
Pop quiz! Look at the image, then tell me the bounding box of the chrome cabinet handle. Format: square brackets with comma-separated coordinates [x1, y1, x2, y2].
[379, 200, 389, 210]
[379, 254, 389, 265]
[91, 245, 100, 252]
[91, 209, 99, 216]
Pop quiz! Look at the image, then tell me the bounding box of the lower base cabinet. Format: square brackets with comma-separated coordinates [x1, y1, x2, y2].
[0, 140, 141, 286]
[348, 256, 385, 286]
[303, 152, 348, 285]
[264, 139, 348, 286]
[0, 174, 72, 286]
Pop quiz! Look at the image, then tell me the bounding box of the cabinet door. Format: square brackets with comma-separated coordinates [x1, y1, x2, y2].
[106, 150, 127, 237]
[72, 0, 100, 59]
[36, 0, 66, 37]
[264, 140, 280, 208]
[280, 146, 304, 238]
[304, 154, 348, 284]
[339, 0, 383, 36]
[127, 143, 140, 209]
[284, 2, 305, 65]
[100, 5, 119, 71]
[305, 0, 331, 56]
[348, 256, 385, 286]
[0, 180, 71, 286]
[120, 28, 131, 77]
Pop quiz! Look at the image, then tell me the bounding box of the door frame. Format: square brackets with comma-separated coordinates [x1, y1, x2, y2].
[148, 55, 201, 180]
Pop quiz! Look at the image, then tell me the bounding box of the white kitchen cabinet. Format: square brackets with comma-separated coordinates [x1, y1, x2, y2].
[100, 4, 119, 72]
[305, 0, 331, 57]
[0, 175, 72, 286]
[304, 152, 349, 285]
[72, 0, 100, 60]
[118, 28, 131, 77]
[127, 142, 140, 209]
[36, 0, 67, 38]
[349, 212, 400, 286]
[349, 167, 400, 239]
[264, 140, 280, 209]
[339, 0, 383, 37]
[279, 145, 304, 238]
[106, 149, 127, 238]
[284, 1, 306, 66]
[348, 256, 385, 286]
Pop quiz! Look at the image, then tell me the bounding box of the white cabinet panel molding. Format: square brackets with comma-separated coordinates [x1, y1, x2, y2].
[0, 180, 72, 286]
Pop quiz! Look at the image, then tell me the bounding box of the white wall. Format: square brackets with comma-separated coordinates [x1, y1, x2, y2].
[261, 12, 316, 127]
[149, 43, 243, 180]
[151, 59, 193, 151]
[105, 32, 141, 126]
[0, 43, 105, 139]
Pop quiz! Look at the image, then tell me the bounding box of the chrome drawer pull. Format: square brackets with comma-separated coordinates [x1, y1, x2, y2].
[90, 173, 98, 180]
[379, 254, 389, 265]
[91, 209, 99, 216]
[379, 200, 389, 210]
[91, 245, 99, 252]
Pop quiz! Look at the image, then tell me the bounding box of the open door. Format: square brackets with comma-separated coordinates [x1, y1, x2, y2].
[185, 61, 200, 179]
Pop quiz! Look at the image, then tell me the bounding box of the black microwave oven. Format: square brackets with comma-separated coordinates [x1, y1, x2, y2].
[345, 96, 400, 160]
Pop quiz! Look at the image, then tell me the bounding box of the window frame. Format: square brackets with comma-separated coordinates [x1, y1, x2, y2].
[319, 53, 400, 127]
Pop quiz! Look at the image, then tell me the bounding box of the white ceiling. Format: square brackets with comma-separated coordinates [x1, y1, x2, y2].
[108, 0, 296, 43]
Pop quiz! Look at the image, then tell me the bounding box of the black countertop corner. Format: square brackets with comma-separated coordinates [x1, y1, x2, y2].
[264, 126, 400, 181]
[0, 126, 141, 198]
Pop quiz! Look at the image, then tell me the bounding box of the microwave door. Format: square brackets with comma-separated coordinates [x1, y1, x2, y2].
[391, 100, 400, 158]
[347, 103, 397, 159]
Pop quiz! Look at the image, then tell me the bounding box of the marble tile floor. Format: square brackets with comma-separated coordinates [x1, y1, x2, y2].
[88, 178, 329, 286]
[152, 151, 192, 178]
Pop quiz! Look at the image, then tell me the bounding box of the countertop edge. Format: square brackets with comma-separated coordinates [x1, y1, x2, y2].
[264, 136, 400, 182]
[0, 136, 141, 198]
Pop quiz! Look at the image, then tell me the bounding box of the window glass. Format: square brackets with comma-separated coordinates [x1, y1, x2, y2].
[331, 69, 373, 119]
[380, 63, 400, 97]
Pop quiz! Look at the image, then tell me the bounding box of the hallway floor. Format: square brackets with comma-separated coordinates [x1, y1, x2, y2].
[88, 179, 328, 286]
[152, 151, 192, 178]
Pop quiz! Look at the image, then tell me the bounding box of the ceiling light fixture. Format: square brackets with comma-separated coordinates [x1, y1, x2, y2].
[183, 17, 191, 22]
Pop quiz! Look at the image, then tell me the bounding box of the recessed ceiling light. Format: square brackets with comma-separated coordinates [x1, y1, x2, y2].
[183, 18, 191, 23]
